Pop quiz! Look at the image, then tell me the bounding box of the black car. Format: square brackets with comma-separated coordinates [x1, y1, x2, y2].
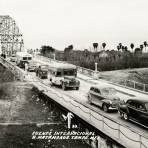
[118, 99, 148, 127]
[36, 65, 48, 79]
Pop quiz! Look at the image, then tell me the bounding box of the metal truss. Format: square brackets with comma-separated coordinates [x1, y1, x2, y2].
[0, 15, 24, 55]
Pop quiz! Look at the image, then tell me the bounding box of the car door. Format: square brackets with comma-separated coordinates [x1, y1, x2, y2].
[127, 101, 138, 119]
[137, 103, 148, 125]
[89, 87, 95, 103]
[92, 88, 102, 107]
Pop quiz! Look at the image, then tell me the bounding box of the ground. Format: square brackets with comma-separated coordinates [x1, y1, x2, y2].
[100, 67, 148, 84]
[0, 64, 91, 148]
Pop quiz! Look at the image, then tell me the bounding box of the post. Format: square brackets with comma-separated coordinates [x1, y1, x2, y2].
[67, 112, 74, 129]
[95, 63, 98, 72]
[97, 136, 101, 148]
[53, 53, 56, 60]
[94, 63, 99, 79]
[139, 135, 142, 148]
[134, 81, 135, 89]
[144, 84, 146, 92]
[118, 124, 120, 139]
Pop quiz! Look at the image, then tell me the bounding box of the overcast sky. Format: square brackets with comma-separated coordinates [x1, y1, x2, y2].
[1, 0, 148, 50]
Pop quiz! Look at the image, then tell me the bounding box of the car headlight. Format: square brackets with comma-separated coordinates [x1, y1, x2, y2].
[109, 100, 112, 104]
[77, 80, 80, 84]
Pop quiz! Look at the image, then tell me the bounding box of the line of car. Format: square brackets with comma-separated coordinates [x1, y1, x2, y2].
[87, 85, 148, 128]
[33, 61, 148, 129]
[10, 55, 148, 129]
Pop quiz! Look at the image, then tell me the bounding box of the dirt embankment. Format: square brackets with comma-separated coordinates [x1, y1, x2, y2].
[0, 64, 15, 82]
[0, 82, 57, 123]
[100, 68, 148, 84]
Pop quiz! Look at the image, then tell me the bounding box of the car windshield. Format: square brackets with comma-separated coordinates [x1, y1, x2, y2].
[41, 65, 48, 69]
[145, 103, 148, 111]
[23, 57, 27, 60]
[28, 57, 32, 60]
[101, 87, 117, 95]
[63, 69, 75, 76]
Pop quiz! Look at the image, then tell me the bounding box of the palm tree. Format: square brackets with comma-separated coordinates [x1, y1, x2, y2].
[140, 44, 144, 52]
[143, 41, 147, 53]
[119, 43, 122, 49]
[102, 42, 106, 50]
[124, 46, 128, 51]
[93, 43, 98, 52]
[121, 46, 125, 52]
[130, 43, 134, 53]
[117, 45, 120, 51]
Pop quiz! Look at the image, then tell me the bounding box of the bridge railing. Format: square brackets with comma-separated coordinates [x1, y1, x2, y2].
[0, 56, 25, 81]
[119, 80, 148, 93]
[35, 55, 100, 79]
[33, 79, 148, 148]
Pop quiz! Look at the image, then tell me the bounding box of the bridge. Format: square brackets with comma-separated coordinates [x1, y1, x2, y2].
[0, 15, 24, 55]
[0, 16, 148, 148]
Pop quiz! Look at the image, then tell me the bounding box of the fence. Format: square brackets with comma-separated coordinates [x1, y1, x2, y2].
[0, 56, 148, 148]
[119, 80, 148, 93]
[0, 56, 25, 81]
[33, 78, 148, 148]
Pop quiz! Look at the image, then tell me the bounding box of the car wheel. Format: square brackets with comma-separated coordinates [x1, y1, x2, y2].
[123, 113, 129, 120]
[76, 87, 79, 90]
[119, 111, 123, 118]
[62, 83, 66, 90]
[102, 104, 109, 112]
[88, 96, 92, 104]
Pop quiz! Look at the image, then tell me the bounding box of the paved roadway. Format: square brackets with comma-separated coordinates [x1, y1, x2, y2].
[31, 58, 148, 138]
[8, 58, 148, 138]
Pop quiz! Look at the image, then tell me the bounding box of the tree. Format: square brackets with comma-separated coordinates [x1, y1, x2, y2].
[124, 46, 128, 52]
[140, 44, 144, 52]
[102, 42, 106, 50]
[68, 44, 73, 50]
[93, 43, 98, 52]
[130, 43, 134, 53]
[119, 43, 122, 49]
[64, 45, 74, 61]
[121, 46, 125, 52]
[143, 41, 147, 53]
[134, 48, 142, 55]
[117, 45, 120, 51]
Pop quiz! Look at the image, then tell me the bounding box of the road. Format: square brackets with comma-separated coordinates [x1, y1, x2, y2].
[28, 71, 148, 138]
[8, 58, 148, 138]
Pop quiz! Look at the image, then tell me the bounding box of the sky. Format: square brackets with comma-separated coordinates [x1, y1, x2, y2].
[1, 0, 148, 51]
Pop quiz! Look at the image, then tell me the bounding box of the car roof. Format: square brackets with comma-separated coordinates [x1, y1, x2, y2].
[40, 64, 48, 67]
[90, 84, 115, 90]
[127, 98, 148, 104]
[49, 63, 76, 69]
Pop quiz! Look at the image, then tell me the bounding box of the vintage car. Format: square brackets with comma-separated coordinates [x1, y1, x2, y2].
[28, 61, 37, 72]
[35, 64, 48, 79]
[118, 98, 148, 126]
[48, 63, 80, 90]
[88, 85, 121, 112]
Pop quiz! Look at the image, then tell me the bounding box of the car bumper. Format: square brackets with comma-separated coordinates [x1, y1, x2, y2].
[65, 84, 79, 88]
[108, 106, 118, 110]
[28, 68, 36, 72]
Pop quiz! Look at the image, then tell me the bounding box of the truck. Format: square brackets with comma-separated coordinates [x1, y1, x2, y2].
[48, 63, 80, 90]
[16, 52, 32, 68]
